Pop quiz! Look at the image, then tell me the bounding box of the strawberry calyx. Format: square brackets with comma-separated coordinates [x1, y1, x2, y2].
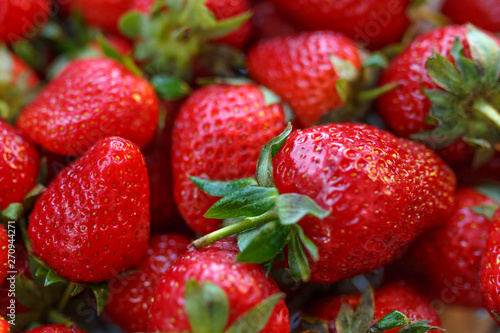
[411, 24, 500, 167]
[190, 124, 330, 281]
[471, 183, 500, 219]
[182, 279, 284, 333]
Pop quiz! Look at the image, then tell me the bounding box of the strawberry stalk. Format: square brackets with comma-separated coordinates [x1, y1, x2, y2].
[57, 282, 77, 312]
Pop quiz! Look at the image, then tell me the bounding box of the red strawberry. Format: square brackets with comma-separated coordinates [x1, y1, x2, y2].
[149, 240, 290, 332]
[17, 58, 159, 156]
[247, 31, 362, 128]
[0, 0, 50, 43]
[0, 120, 40, 210]
[442, 0, 500, 33]
[250, 0, 299, 42]
[309, 282, 442, 333]
[480, 208, 500, 325]
[0, 227, 7, 286]
[25, 325, 87, 333]
[28, 137, 150, 282]
[267, 0, 411, 50]
[191, 123, 456, 283]
[376, 24, 500, 167]
[0, 316, 8, 333]
[401, 186, 500, 307]
[172, 83, 286, 234]
[105, 233, 190, 332]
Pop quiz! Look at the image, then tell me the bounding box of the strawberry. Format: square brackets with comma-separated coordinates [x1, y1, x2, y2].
[247, 31, 362, 128]
[190, 123, 456, 283]
[250, 0, 299, 42]
[0, 0, 50, 43]
[266, 0, 412, 50]
[308, 282, 442, 333]
[25, 325, 87, 333]
[17, 58, 160, 156]
[376, 24, 500, 167]
[0, 120, 40, 210]
[442, 0, 500, 33]
[0, 316, 8, 333]
[480, 208, 500, 325]
[28, 137, 150, 282]
[401, 186, 500, 307]
[105, 233, 190, 332]
[149, 240, 290, 332]
[172, 83, 286, 234]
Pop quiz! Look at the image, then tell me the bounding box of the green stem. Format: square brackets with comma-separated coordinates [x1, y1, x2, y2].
[473, 99, 500, 129]
[358, 82, 399, 101]
[191, 208, 279, 249]
[57, 282, 76, 313]
[47, 308, 74, 326]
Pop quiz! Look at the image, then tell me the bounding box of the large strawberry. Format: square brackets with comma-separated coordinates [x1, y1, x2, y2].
[28, 137, 150, 282]
[480, 208, 500, 325]
[17, 58, 159, 156]
[25, 325, 87, 333]
[0, 120, 40, 210]
[0, 0, 50, 43]
[377, 24, 500, 167]
[266, 0, 412, 50]
[247, 31, 362, 128]
[149, 240, 290, 332]
[190, 123, 456, 283]
[105, 233, 190, 332]
[172, 83, 286, 234]
[442, 0, 500, 33]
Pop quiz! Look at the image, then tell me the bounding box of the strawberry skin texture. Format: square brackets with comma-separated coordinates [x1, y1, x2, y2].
[0, 0, 50, 43]
[105, 233, 190, 333]
[480, 209, 500, 325]
[443, 0, 500, 32]
[0, 316, 8, 333]
[247, 31, 362, 128]
[25, 325, 87, 333]
[17, 58, 159, 156]
[0, 121, 40, 210]
[267, 0, 411, 50]
[172, 84, 285, 234]
[309, 282, 441, 333]
[149, 241, 290, 332]
[28, 137, 150, 282]
[273, 123, 456, 283]
[403, 187, 495, 307]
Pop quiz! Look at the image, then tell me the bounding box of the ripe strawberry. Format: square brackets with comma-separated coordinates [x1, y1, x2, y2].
[25, 325, 87, 333]
[0, 120, 40, 210]
[0, 227, 7, 286]
[250, 0, 299, 42]
[308, 282, 442, 333]
[17, 58, 159, 156]
[442, 0, 500, 33]
[247, 31, 362, 128]
[191, 123, 456, 283]
[105, 233, 190, 332]
[480, 208, 500, 325]
[267, 0, 411, 50]
[0, 316, 8, 333]
[401, 186, 500, 307]
[377, 24, 500, 167]
[0, 0, 50, 43]
[149, 240, 290, 332]
[28, 137, 150, 282]
[172, 83, 286, 234]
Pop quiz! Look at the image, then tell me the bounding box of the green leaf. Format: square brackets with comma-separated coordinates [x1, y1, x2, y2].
[335, 78, 351, 102]
[329, 54, 359, 81]
[353, 287, 375, 333]
[22, 184, 46, 211]
[425, 53, 469, 96]
[335, 303, 355, 333]
[276, 193, 330, 226]
[35, 264, 49, 278]
[90, 281, 109, 316]
[96, 35, 142, 77]
[287, 231, 311, 281]
[236, 221, 291, 264]
[411, 118, 467, 149]
[201, 11, 253, 40]
[15, 273, 44, 310]
[256, 123, 293, 187]
[294, 225, 319, 261]
[450, 37, 480, 91]
[424, 89, 462, 112]
[297, 316, 330, 333]
[119, 11, 145, 39]
[370, 310, 411, 331]
[363, 52, 389, 68]
[396, 320, 444, 333]
[71, 283, 86, 296]
[151, 75, 191, 101]
[237, 228, 262, 252]
[185, 279, 229, 333]
[1, 203, 24, 221]
[44, 269, 68, 286]
[471, 205, 499, 220]
[492, 311, 500, 322]
[467, 24, 500, 86]
[475, 183, 500, 204]
[205, 186, 278, 219]
[190, 176, 258, 197]
[225, 293, 284, 333]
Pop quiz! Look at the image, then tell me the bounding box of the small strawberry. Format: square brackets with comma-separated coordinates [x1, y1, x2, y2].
[442, 0, 500, 33]
[149, 240, 290, 332]
[172, 83, 286, 234]
[0, 0, 50, 43]
[377, 24, 500, 167]
[0, 120, 40, 210]
[247, 31, 362, 128]
[25, 325, 87, 333]
[17, 58, 160, 156]
[250, 0, 299, 42]
[105, 233, 190, 332]
[28, 137, 150, 282]
[0, 316, 8, 333]
[190, 123, 456, 283]
[480, 208, 500, 325]
[308, 282, 442, 333]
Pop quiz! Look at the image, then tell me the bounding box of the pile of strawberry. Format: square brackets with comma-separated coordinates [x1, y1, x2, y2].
[1, 0, 500, 332]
